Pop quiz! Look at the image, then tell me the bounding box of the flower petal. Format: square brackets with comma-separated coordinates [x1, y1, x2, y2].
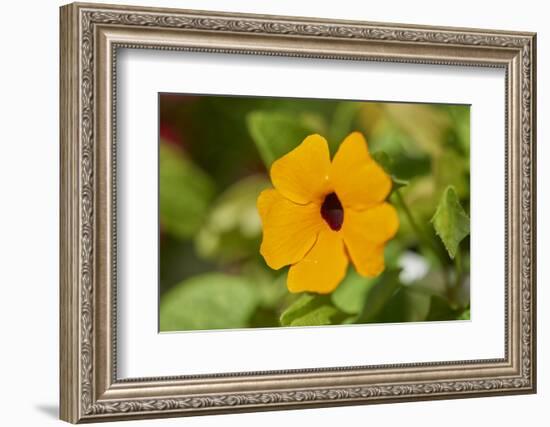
[258, 190, 323, 270]
[287, 229, 348, 294]
[331, 132, 392, 209]
[270, 134, 332, 204]
[343, 203, 399, 244]
[342, 203, 399, 277]
[345, 241, 385, 277]
[256, 188, 279, 220]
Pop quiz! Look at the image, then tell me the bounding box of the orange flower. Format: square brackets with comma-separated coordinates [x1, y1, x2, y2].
[257, 132, 399, 294]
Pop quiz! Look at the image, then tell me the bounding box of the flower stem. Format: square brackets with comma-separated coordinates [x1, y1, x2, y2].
[394, 191, 425, 247]
[394, 190, 440, 259]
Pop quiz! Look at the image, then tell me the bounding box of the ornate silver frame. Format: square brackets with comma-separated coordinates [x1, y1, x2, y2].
[60, 2, 537, 423]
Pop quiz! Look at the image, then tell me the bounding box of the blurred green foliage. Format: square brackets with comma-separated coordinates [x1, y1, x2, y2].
[158, 94, 471, 332]
[195, 176, 269, 263]
[159, 143, 215, 239]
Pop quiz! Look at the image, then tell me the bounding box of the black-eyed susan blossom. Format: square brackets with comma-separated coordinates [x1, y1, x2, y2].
[257, 132, 399, 294]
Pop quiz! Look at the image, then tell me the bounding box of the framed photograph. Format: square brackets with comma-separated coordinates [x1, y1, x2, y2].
[60, 2, 537, 423]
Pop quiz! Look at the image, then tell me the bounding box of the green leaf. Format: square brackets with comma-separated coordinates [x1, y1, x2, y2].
[159, 273, 259, 331]
[331, 270, 377, 315]
[371, 150, 409, 192]
[280, 294, 348, 327]
[159, 143, 216, 240]
[289, 305, 341, 327]
[195, 175, 269, 262]
[356, 269, 401, 323]
[246, 111, 317, 167]
[431, 186, 470, 259]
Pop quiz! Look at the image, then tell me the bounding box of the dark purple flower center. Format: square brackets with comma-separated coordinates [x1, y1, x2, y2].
[320, 192, 344, 231]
